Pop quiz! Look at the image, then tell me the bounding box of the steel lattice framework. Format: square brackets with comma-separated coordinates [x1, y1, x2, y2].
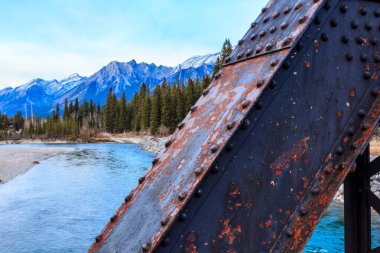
[89, 0, 380, 252]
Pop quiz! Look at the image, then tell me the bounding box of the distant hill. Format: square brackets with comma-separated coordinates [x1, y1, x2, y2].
[0, 53, 219, 116]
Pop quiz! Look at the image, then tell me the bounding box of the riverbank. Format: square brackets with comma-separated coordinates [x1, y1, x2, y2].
[0, 146, 74, 184]
[0, 133, 168, 154]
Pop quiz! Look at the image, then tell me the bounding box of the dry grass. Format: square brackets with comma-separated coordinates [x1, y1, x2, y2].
[371, 138, 380, 156]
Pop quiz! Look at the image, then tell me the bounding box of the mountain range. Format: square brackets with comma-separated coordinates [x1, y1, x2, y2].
[0, 53, 218, 117]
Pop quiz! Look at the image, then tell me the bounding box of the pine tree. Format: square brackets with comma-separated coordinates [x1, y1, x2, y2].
[212, 39, 233, 78]
[119, 92, 128, 131]
[63, 98, 70, 120]
[150, 85, 161, 134]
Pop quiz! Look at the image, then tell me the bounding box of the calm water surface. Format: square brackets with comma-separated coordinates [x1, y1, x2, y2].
[0, 143, 378, 252]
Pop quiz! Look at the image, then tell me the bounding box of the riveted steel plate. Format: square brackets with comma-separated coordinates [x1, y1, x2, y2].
[89, 0, 380, 252]
[223, 0, 324, 66]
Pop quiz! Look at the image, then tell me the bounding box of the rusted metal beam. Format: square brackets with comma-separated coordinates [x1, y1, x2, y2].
[89, 0, 380, 252]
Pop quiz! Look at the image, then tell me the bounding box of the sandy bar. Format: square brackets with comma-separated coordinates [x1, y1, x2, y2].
[0, 146, 74, 183]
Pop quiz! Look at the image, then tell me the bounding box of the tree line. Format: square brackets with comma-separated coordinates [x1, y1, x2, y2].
[0, 39, 233, 138]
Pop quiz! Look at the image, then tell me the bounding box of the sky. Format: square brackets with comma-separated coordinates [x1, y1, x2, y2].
[0, 0, 267, 88]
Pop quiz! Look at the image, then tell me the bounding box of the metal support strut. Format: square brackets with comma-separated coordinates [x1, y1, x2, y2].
[344, 146, 380, 253]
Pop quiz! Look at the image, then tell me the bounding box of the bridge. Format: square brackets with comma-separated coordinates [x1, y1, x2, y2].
[89, 0, 380, 252]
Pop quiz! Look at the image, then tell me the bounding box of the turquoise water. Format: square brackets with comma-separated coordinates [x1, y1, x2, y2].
[0, 143, 378, 252]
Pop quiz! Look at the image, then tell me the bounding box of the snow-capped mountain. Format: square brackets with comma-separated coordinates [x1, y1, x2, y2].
[0, 53, 218, 116]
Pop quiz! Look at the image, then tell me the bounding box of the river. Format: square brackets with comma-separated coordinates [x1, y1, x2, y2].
[0, 144, 378, 252]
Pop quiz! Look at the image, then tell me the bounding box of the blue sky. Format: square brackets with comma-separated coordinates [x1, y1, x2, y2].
[0, 0, 266, 88]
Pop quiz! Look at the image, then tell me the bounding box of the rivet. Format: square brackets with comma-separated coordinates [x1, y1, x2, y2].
[363, 72, 371, 80]
[211, 145, 219, 153]
[321, 33, 329, 42]
[356, 37, 364, 45]
[298, 16, 307, 24]
[283, 37, 292, 46]
[269, 80, 277, 89]
[270, 60, 278, 67]
[227, 121, 236, 130]
[345, 54, 353, 62]
[240, 119, 250, 130]
[336, 146, 344, 155]
[339, 162, 347, 170]
[370, 38, 378, 46]
[374, 56, 380, 63]
[266, 43, 274, 51]
[211, 165, 219, 174]
[255, 102, 263, 110]
[95, 235, 102, 243]
[259, 31, 266, 37]
[371, 88, 378, 97]
[237, 52, 244, 59]
[256, 80, 265, 87]
[314, 16, 321, 25]
[273, 12, 280, 19]
[340, 5, 348, 13]
[347, 126, 355, 136]
[296, 42, 303, 51]
[195, 167, 203, 176]
[323, 2, 330, 10]
[282, 61, 290, 69]
[162, 237, 171, 246]
[195, 188, 203, 197]
[225, 56, 231, 63]
[152, 157, 159, 165]
[250, 34, 258, 40]
[330, 19, 337, 27]
[262, 7, 267, 13]
[281, 22, 288, 30]
[256, 46, 263, 54]
[311, 187, 320, 195]
[238, 39, 244, 46]
[295, 3, 302, 10]
[358, 109, 366, 118]
[299, 207, 308, 216]
[214, 71, 222, 79]
[161, 217, 169, 226]
[286, 228, 294, 237]
[313, 0, 319, 3]
[179, 212, 188, 222]
[359, 7, 367, 16]
[178, 192, 187, 201]
[365, 23, 373, 31]
[283, 7, 290, 14]
[324, 167, 332, 175]
[246, 49, 253, 56]
[226, 143, 234, 152]
[362, 123, 370, 130]
[110, 215, 117, 222]
[375, 9, 380, 18]
[242, 100, 250, 108]
[178, 122, 185, 129]
[138, 176, 145, 184]
[341, 36, 349, 44]
[351, 21, 359, 29]
[203, 89, 209, 96]
[270, 26, 277, 33]
[360, 54, 368, 62]
[351, 143, 358, 150]
[251, 22, 257, 28]
[165, 139, 172, 147]
[263, 17, 269, 23]
[125, 193, 133, 203]
[142, 243, 151, 252]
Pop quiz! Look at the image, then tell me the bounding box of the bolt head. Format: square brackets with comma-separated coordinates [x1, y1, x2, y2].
[340, 5, 347, 13]
[125, 193, 133, 203]
[195, 167, 203, 176]
[351, 21, 359, 29]
[345, 54, 353, 62]
[256, 80, 265, 87]
[110, 215, 117, 222]
[227, 121, 236, 130]
[299, 207, 308, 216]
[161, 217, 169, 226]
[259, 31, 266, 37]
[365, 23, 373, 31]
[250, 34, 258, 41]
[336, 146, 344, 155]
[179, 212, 188, 222]
[211, 145, 219, 153]
[321, 33, 329, 42]
[95, 235, 102, 243]
[363, 72, 371, 80]
[330, 19, 337, 27]
[242, 100, 250, 109]
[358, 109, 366, 118]
[190, 105, 198, 112]
[360, 54, 368, 62]
[152, 157, 159, 165]
[178, 122, 185, 129]
[238, 39, 244, 46]
[341, 36, 349, 43]
[280, 22, 288, 30]
[202, 89, 209, 96]
[286, 227, 294, 237]
[165, 140, 172, 147]
[138, 176, 145, 184]
[311, 187, 320, 195]
[178, 192, 187, 201]
[359, 7, 367, 16]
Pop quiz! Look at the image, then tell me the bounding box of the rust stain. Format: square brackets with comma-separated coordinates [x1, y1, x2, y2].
[304, 61, 311, 68]
[350, 89, 356, 97]
[230, 182, 241, 197]
[337, 111, 342, 119]
[219, 219, 242, 245]
[270, 137, 310, 175]
[184, 231, 198, 253]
